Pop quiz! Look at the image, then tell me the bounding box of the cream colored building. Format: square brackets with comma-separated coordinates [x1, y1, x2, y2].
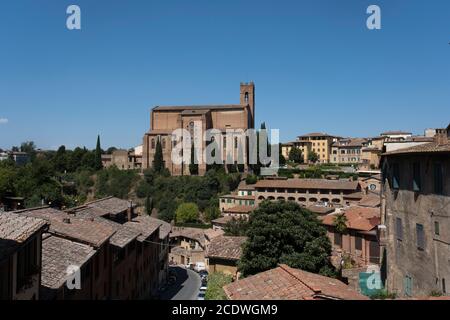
[297, 133, 340, 163]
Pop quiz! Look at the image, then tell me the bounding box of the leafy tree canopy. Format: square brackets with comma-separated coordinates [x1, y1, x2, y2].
[238, 201, 335, 277]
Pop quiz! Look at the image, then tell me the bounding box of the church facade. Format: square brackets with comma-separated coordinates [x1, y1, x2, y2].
[142, 82, 255, 175]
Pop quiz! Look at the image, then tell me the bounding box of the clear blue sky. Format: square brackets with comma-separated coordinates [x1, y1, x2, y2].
[1, 0, 449, 150]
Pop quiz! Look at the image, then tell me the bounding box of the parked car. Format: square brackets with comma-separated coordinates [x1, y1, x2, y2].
[185, 263, 195, 270]
[197, 290, 206, 301]
[201, 277, 208, 286]
[199, 270, 208, 278]
[200, 286, 207, 291]
[194, 262, 206, 272]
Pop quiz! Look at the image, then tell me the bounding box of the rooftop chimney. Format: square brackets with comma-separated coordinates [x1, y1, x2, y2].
[435, 128, 449, 145]
[127, 200, 133, 222]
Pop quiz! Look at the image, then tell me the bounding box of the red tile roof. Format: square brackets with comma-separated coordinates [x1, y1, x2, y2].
[206, 236, 246, 260]
[15, 207, 115, 248]
[223, 205, 254, 214]
[321, 206, 380, 232]
[254, 179, 359, 191]
[224, 264, 368, 300]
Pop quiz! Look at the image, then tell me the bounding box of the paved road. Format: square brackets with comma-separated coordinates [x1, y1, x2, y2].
[159, 266, 201, 300]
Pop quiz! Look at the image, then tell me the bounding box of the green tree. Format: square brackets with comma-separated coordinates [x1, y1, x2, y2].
[238, 201, 334, 277]
[224, 217, 249, 236]
[289, 147, 303, 163]
[308, 150, 319, 163]
[204, 205, 220, 222]
[145, 195, 153, 215]
[245, 174, 257, 185]
[189, 143, 198, 175]
[205, 272, 233, 300]
[175, 202, 200, 223]
[279, 143, 286, 167]
[95, 135, 103, 170]
[333, 213, 348, 234]
[153, 139, 164, 173]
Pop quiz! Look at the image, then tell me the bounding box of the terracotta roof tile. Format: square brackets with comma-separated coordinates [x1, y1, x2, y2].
[15, 207, 115, 248]
[123, 215, 161, 242]
[223, 205, 254, 214]
[224, 264, 367, 300]
[41, 235, 95, 290]
[321, 206, 380, 231]
[383, 141, 450, 155]
[206, 236, 246, 260]
[0, 212, 47, 262]
[254, 179, 359, 191]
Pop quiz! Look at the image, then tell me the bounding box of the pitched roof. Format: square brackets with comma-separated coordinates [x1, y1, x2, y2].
[41, 235, 95, 290]
[206, 236, 246, 261]
[358, 193, 381, 208]
[383, 141, 450, 155]
[212, 216, 234, 225]
[380, 131, 412, 135]
[124, 215, 161, 242]
[170, 227, 207, 246]
[0, 212, 47, 262]
[153, 105, 244, 111]
[15, 207, 115, 248]
[321, 206, 380, 232]
[332, 138, 368, 148]
[298, 132, 336, 138]
[254, 179, 359, 191]
[81, 197, 134, 216]
[224, 264, 368, 300]
[223, 205, 254, 214]
[306, 205, 335, 215]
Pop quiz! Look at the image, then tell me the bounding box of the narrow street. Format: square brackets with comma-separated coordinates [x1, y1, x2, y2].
[159, 266, 201, 300]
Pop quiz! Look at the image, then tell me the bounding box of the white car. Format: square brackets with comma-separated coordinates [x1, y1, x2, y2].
[194, 262, 206, 272]
[200, 286, 207, 291]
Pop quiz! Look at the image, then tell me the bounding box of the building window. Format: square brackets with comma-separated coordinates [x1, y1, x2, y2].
[151, 139, 155, 149]
[416, 224, 425, 250]
[223, 137, 226, 148]
[234, 137, 238, 149]
[162, 138, 166, 149]
[355, 236, 362, 251]
[412, 162, 421, 192]
[443, 278, 447, 294]
[396, 218, 403, 241]
[392, 163, 400, 189]
[434, 221, 440, 236]
[433, 163, 443, 194]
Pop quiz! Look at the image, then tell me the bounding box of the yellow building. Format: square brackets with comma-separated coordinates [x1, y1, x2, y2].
[297, 133, 340, 163]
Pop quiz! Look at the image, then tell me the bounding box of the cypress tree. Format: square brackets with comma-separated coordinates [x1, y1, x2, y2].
[95, 135, 103, 170]
[189, 143, 198, 175]
[153, 138, 164, 173]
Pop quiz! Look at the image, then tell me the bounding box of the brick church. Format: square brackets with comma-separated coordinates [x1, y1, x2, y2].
[142, 82, 255, 175]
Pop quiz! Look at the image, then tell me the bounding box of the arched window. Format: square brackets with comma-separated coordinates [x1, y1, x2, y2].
[245, 92, 249, 104]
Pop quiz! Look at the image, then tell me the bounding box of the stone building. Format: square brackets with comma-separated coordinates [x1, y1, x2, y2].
[320, 206, 381, 268]
[380, 125, 450, 297]
[297, 133, 341, 163]
[142, 82, 255, 175]
[0, 212, 48, 300]
[331, 138, 368, 164]
[253, 178, 362, 207]
[205, 235, 246, 278]
[102, 147, 143, 170]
